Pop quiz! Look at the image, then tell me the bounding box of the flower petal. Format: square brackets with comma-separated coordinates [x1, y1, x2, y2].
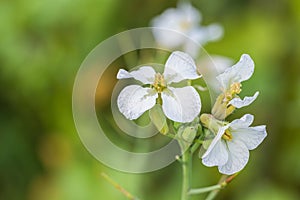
[151, 2, 200, 48]
[218, 140, 249, 175]
[117, 85, 158, 120]
[216, 54, 254, 90]
[161, 86, 201, 122]
[177, 2, 201, 24]
[229, 91, 259, 108]
[164, 51, 201, 83]
[232, 125, 267, 150]
[230, 114, 254, 129]
[175, 10, 221, 58]
[202, 140, 228, 167]
[151, 2, 201, 32]
[117, 66, 156, 84]
[202, 125, 229, 167]
[188, 23, 223, 45]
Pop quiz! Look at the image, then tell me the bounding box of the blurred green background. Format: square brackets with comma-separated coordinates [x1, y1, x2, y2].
[1, 0, 300, 199]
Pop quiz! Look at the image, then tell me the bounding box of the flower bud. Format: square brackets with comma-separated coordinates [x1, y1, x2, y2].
[182, 126, 197, 143]
[200, 113, 223, 134]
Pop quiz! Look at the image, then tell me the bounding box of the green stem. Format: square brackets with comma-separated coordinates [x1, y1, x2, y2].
[205, 173, 239, 200]
[181, 148, 192, 200]
[190, 140, 202, 154]
[188, 185, 222, 195]
[205, 190, 220, 200]
[180, 126, 203, 200]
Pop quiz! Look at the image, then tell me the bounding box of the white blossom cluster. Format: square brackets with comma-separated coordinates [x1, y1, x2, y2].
[116, 2, 267, 175]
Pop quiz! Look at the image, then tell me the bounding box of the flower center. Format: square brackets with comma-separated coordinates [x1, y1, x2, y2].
[152, 73, 167, 93]
[180, 20, 192, 31]
[225, 82, 242, 101]
[222, 129, 233, 141]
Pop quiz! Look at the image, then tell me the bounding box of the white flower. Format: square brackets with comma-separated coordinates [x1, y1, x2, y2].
[117, 51, 201, 123]
[151, 2, 223, 57]
[202, 114, 267, 175]
[217, 54, 259, 109]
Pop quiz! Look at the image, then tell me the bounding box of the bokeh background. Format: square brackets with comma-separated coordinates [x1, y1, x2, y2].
[1, 0, 300, 199]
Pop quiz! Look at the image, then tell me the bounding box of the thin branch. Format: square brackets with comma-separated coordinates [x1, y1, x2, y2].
[188, 185, 221, 195]
[205, 173, 239, 200]
[188, 173, 239, 198]
[101, 172, 139, 200]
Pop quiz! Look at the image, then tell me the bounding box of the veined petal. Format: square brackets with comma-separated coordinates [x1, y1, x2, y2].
[229, 91, 259, 108]
[164, 51, 201, 83]
[232, 125, 267, 150]
[202, 125, 229, 159]
[202, 139, 228, 167]
[216, 54, 254, 90]
[218, 140, 249, 175]
[230, 114, 254, 129]
[161, 86, 201, 122]
[117, 66, 156, 84]
[202, 126, 228, 167]
[117, 85, 158, 120]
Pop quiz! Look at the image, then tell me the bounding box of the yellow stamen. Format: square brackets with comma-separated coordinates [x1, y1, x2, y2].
[152, 73, 166, 93]
[212, 82, 242, 120]
[225, 82, 242, 101]
[180, 20, 192, 30]
[222, 129, 233, 141]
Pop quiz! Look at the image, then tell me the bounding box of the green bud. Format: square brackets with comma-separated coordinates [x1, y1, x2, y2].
[149, 104, 169, 134]
[200, 113, 222, 134]
[202, 139, 212, 150]
[182, 126, 197, 143]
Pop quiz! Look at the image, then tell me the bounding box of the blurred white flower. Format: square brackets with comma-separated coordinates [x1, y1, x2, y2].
[151, 2, 223, 57]
[117, 51, 201, 123]
[197, 55, 234, 93]
[201, 114, 267, 175]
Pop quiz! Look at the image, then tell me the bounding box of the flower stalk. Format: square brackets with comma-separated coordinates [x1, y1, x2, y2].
[179, 125, 202, 200]
[181, 147, 192, 200]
